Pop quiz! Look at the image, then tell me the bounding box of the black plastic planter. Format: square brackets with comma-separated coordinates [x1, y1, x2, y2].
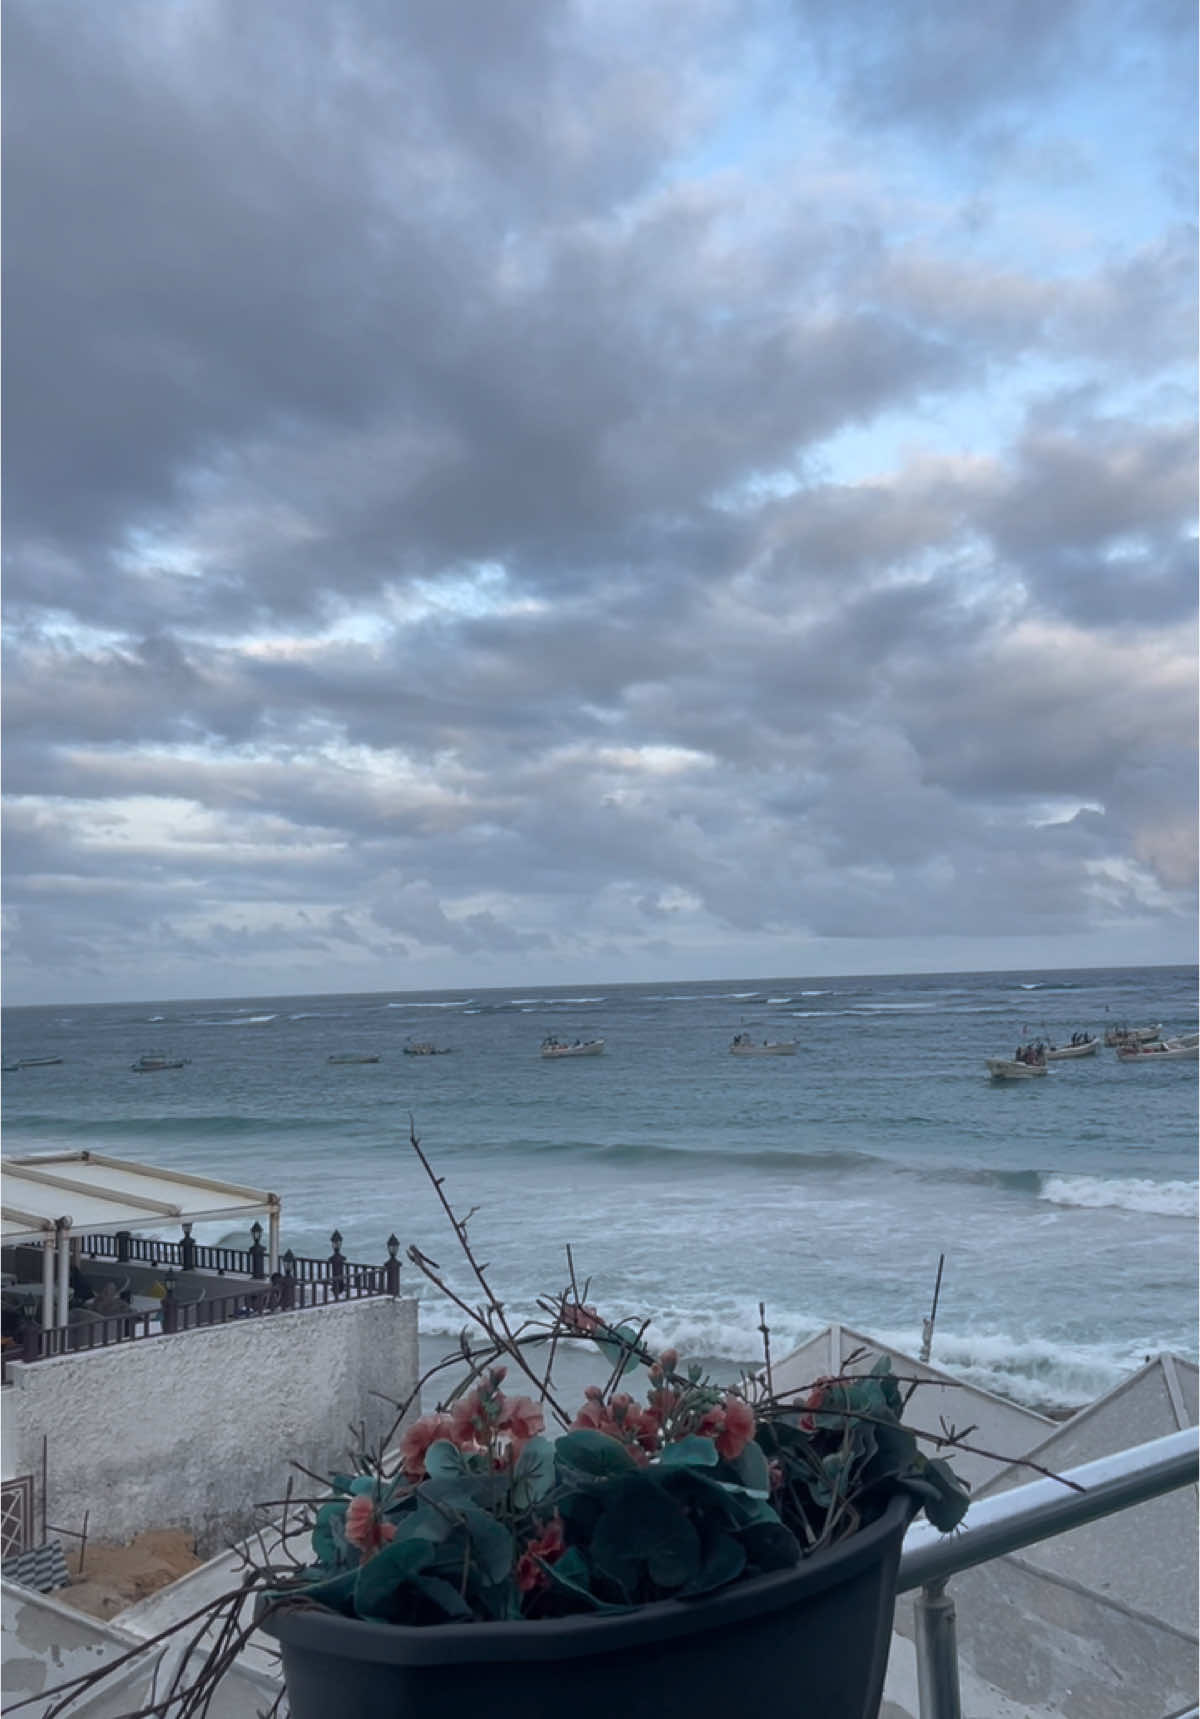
[258, 1492, 910, 1719]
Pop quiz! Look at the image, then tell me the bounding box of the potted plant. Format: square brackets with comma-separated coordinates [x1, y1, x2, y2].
[254, 1130, 969, 1719]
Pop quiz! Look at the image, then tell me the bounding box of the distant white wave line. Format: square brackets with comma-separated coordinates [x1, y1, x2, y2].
[202, 1014, 276, 1026]
[389, 1000, 471, 1008]
[416, 1302, 1154, 1408]
[1038, 1175, 1197, 1218]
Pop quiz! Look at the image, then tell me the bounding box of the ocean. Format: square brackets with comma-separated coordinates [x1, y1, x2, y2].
[3, 964, 1196, 1413]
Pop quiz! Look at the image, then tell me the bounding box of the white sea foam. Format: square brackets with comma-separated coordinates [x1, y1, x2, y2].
[1038, 1175, 1198, 1218]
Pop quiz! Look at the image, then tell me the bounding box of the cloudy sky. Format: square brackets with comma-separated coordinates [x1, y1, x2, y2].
[3, 0, 1196, 1006]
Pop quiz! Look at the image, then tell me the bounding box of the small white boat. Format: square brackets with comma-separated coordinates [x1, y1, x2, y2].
[1116, 1040, 1198, 1063]
[1165, 1031, 1200, 1050]
[131, 1053, 189, 1072]
[327, 1053, 381, 1065]
[1044, 1035, 1099, 1060]
[15, 1056, 64, 1068]
[730, 1033, 795, 1056]
[541, 1036, 605, 1058]
[987, 1047, 1048, 1079]
[1103, 1023, 1161, 1047]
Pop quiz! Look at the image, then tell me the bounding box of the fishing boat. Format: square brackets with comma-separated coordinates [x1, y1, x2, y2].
[1165, 1031, 1200, 1050]
[986, 1045, 1048, 1079]
[540, 1036, 605, 1058]
[403, 1041, 452, 1056]
[14, 1056, 64, 1068]
[131, 1053, 189, 1072]
[1043, 1035, 1099, 1060]
[730, 1033, 796, 1056]
[1115, 1040, 1198, 1063]
[1103, 1023, 1161, 1047]
[327, 1053, 381, 1065]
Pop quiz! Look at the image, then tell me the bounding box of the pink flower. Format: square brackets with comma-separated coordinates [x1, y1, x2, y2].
[516, 1515, 566, 1593]
[715, 1396, 755, 1461]
[500, 1396, 544, 1443]
[659, 1348, 679, 1373]
[344, 1494, 397, 1561]
[450, 1388, 488, 1448]
[399, 1413, 456, 1479]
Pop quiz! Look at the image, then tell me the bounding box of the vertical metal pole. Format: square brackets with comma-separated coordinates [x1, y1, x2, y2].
[41, 1234, 56, 1330]
[55, 1222, 71, 1327]
[914, 1578, 962, 1719]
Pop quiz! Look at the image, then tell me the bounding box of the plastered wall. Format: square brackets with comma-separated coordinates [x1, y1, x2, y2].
[1, 1297, 419, 1555]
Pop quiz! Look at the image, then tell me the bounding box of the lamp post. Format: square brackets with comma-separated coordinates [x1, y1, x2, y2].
[384, 1233, 400, 1296]
[329, 1230, 346, 1298]
[249, 1220, 266, 1281]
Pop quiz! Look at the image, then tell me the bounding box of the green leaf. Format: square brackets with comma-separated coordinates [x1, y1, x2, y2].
[726, 1440, 771, 1495]
[349, 1475, 380, 1496]
[679, 1532, 746, 1597]
[740, 1519, 801, 1572]
[511, 1435, 556, 1507]
[311, 1500, 348, 1568]
[902, 1457, 969, 1532]
[554, 1429, 638, 1477]
[353, 1536, 434, 1619]
[394, 1501, 458, 1545]
[591, 1321, 642, 1379]
[457, 1504, 515, 1584]
[410, 1573, 475, 1620]
[542, 1546, 629, 1611]
[591, 1474, 701, 1590]
[423, 1439, 469, 1481]
[293, 1568, 358, 1613]
[659, 1435, 719, 1469]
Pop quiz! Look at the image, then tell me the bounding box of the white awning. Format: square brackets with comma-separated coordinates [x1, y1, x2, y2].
[1, 1150, 280, 1244]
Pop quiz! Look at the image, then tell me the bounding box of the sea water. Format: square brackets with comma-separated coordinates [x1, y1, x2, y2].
[3, 965, 1195, 1412]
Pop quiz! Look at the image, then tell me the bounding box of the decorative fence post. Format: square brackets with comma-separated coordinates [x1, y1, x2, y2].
[328, 1230, 346, 1299]
[281, 1249, 296, 1310]
[180, 1222, 196, 1273]
[162, 1271, 179, 1335]
[249, 1222, 266, 1281]
[115, 1230, 132, 1265]
[21, 1321, 40, 1364]
[384, 1234, 401, 1297]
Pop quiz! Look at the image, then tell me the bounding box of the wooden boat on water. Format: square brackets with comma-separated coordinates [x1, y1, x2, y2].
[1103, 1023, 1161, 1047]
[1115, 1040, 1198, 1063]
[327, 1053, 381, 1065]
[1044, 1035, 1099, 1060]
[541, 1036, 605, 1058]
[403, 1041, 452, 1056]
[131, 1053, 189, 1072]
[730, 1033, 795, 1056]
[987, 1044, 1048, 1079]
[10, 1056, 64, 1068]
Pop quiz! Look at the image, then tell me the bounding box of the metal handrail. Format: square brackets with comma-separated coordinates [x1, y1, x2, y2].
[898, 1427, 1199, 1719]
[899, 1426, 1198, 1590]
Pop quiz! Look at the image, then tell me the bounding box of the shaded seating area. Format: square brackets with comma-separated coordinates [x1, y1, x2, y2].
[1, 1151, 282, 1336]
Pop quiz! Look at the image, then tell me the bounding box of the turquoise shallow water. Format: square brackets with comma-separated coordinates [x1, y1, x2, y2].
[3, 964, 1196, 1409]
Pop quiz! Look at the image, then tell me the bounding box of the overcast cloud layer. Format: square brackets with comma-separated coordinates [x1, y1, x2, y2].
[3, 0, 1196, 1005]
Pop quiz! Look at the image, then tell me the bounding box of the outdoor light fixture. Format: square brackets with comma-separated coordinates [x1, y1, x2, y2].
[250, 1221, 263, 1245]
[330, 1230, 343, 1252]
[386, 1234, 399, 1259]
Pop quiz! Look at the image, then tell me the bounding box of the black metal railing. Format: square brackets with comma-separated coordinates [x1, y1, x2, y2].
[2, 1228, 404, 1372]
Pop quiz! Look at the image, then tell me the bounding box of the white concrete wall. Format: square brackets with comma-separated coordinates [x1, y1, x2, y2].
[1, 1297, 419, 1555]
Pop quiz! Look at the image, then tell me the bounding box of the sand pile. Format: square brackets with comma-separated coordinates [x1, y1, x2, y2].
[55, 1528, 202, 1620]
